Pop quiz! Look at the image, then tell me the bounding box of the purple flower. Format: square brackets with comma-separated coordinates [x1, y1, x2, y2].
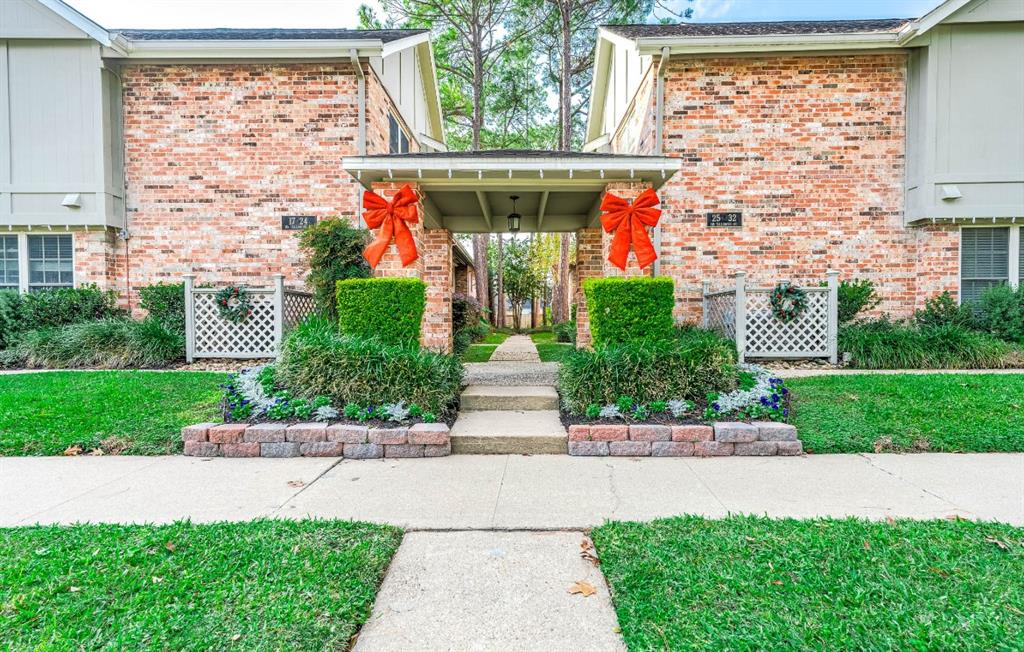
[783, 408, 789, 417]
[712, 402, 721, 411]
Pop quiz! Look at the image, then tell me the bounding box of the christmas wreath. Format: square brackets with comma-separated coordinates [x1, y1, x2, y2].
[215, 285, 254, 324]
[769, 281, 808, 323]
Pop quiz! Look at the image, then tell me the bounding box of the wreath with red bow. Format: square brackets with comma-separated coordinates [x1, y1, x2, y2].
[769, 282, 808, 323]
[215, 285, 254, 324]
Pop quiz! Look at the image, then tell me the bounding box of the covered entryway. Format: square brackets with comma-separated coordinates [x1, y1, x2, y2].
[342, 150, 680, 351]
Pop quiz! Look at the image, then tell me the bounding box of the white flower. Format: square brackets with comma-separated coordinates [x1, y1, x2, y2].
[709, 363, 786, 416]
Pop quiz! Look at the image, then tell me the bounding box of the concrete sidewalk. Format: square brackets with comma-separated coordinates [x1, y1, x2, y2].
[3, 453, 1021, 527]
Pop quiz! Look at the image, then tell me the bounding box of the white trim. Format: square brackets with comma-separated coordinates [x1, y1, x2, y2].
[106, 39, 387, 60]
[632, 31, 904, 56]
[898, 0, 975, 44]
[2, 230, 77, 293]
[37, 0, 112, 46]
[1010, 226, 1021, 289]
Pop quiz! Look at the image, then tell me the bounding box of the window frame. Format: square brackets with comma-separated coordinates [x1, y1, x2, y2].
[0, 232, 77, 294]
[388, 112, 411, 154]
[959, 224, 1021, 303]
[0, 234, 19, 291]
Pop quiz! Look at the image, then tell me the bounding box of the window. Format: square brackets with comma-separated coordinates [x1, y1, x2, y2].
[0, 236, 18, 290]
[28, 234, 74, 291]
[960, 226, 1020, 302]
[388, 113, 410, 154]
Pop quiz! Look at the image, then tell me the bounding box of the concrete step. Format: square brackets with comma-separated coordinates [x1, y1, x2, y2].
[461, 385, 559, 411]
[462, 362, 560, 387]
[450, 410, 567, 455]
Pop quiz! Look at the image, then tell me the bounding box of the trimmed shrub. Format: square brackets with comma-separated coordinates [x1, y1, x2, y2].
[298, 217, 371, 319]
[559, 327, 737, 415]
[277, 316, 463, 414]
[138, 282, 186, 334]
[553, 320, 576, 344]
[5, 318, 184, 369]
[839, 317, 1016, 369]
[0, 290, 24, 349]
[976, 284, 1024, 344]
[336, 278, 425, 346]
[583, 277, 675, 346]
[835, 278, 881, 323]
[914, 291, 977, 330]
[19, 284, 123, 330]
[453, 293, 483, 337]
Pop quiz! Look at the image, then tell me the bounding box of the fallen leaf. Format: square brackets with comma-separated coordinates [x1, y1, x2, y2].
[568, 581, 597, 597]
[151, 576, 164, 584]
[231, 634, 242, 642]
[287, 480, 305, 488]
[579, 538, 599, 566]
[63, 445, 82, 457]
[88, 448, 105, 456]
[165, 541, 176, 553]
[771, 580, 784, 586]
[863, 540, 871, 551]
[985, 536, 1010, 551]
[885, 515, 897, 526]
[945, 514, 968, 522]
[69, 586, 81, 593]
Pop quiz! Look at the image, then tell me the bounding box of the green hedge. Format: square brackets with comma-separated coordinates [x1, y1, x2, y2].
[336, 278, 425, 345]
[277, 316, 462, 414]
[138, 282, 186, 334]
[839, 318, 1018, 369]
[559, 327, 737, 415]
[584, 277, 674, 346]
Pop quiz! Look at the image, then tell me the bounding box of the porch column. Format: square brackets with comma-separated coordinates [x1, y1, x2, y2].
[369, 181, 453, 353]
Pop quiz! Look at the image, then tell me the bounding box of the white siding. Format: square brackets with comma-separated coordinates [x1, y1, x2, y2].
[0, 0, 86, 39]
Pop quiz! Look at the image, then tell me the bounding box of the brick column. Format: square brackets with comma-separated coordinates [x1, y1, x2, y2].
[574, 227, 603, 348]
[421, 229, 454, 353]
[368, 182, 452, 353]
[602, 182, 655, 279]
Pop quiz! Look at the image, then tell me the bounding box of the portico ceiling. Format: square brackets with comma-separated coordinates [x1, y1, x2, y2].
[341, 150, 680, 233]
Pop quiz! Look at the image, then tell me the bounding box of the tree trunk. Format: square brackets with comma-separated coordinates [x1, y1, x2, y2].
[558, 0, 572, 151]
[496, 234, 505, 328]
[553, 232, 571, 323]
[473, 234, 489, 318]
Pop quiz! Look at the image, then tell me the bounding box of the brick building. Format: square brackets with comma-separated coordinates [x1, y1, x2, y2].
[2, 0, 1022, 351]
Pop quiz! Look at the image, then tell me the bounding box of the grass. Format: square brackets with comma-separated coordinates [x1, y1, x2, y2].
[593, 515, 1024, 651]
[0, 371, 224, 456]
[530, 331, 573, 363]
[0, 519, 401, 650]
[461, 344, 497, 363]
[788, 373, 1024, 453]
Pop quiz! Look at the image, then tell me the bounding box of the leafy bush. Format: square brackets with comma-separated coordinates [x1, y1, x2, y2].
[835, 278, 881, 323]
[277, 316, 463, 414]
[297, 217, 371, 319]
[559, 327, 736, 415]
[5, 318, 184, 369]
[19, 284, 123, 331]
[975, 284, 1024, 344]
[336, 278, 425, 346]
[452, 293, 488, 354]
[584, 277, 674, 346]
[839, 317, 1015, 369]
[138, 282, 186, 334]
[914, 291, 977, 330]
[0, 290, 24, 349]
[553, 320, 576, 344]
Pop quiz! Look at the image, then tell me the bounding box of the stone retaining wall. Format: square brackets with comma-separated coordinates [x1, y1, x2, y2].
[567, 422, 802, 457]
[182, 422, 451, 458]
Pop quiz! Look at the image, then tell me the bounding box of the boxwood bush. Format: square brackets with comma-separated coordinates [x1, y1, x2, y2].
[277, 316, 463, 414]
[336, 278, 425, 346]
[559, 326, 737, 415]
[584, 277, 674, 346]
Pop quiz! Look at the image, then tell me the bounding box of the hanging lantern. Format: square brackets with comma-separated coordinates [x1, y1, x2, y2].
[507, 195, 521, 232]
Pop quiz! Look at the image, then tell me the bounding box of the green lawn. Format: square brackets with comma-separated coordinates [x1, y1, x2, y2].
[0, 519, 401, 650]
[530, 331, 573, 363]
[0, 371, 224, 456]
[461, 344, 497, 362]
[789, 373, 1024, 453]
[593, 515, 1024, 651]
[482, 331, 509, 344]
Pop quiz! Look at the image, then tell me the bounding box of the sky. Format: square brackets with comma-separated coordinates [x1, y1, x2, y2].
[68, 0, 946, 31]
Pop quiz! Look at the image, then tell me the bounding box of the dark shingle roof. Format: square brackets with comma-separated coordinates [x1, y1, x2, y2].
[603, 19, 912, 39]
[115, 28, 427, 43]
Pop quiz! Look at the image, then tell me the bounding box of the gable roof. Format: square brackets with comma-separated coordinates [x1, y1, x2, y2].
[114, 28, 428, 43]
[602, 19, 912, 39]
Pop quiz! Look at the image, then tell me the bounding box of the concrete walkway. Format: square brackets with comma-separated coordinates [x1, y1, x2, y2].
[3, 453, 1021, 527]
[489, 334, 541, 362]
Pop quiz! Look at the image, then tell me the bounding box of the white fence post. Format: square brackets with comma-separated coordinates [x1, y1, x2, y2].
[826, 269, 839, 364]
[701, 281, 711, 329]
[184, 274, 196, 363]
[734, 272, 747, 364]
[272, 273, 285, 356]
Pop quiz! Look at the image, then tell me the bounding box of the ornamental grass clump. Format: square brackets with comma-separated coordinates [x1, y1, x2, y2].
[839, 317, 1016, 369]
[276, 315, 462, 415]
[5, 318, 183, 369]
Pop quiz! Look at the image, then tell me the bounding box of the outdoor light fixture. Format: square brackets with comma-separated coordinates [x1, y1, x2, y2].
[507, 195, 521, 232]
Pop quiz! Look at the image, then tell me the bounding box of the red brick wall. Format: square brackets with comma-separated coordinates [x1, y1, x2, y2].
[120, 61, 400, 304]
[655, 53, 942, 320]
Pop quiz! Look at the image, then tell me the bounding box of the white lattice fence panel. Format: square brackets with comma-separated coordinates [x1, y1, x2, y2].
[282, 290, 316, 331]
[705, 292, 736, 340]
[193, 290, 277, 357]
[745, 289, 830, 357]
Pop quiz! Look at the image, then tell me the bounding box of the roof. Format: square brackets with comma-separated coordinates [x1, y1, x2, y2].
[602, 19, 912, 39]
[113, 28, 428, 43]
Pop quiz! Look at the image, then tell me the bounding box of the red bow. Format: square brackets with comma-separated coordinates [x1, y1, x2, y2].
[599, 188, 662, 271]
[362, 184, 419, 268]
